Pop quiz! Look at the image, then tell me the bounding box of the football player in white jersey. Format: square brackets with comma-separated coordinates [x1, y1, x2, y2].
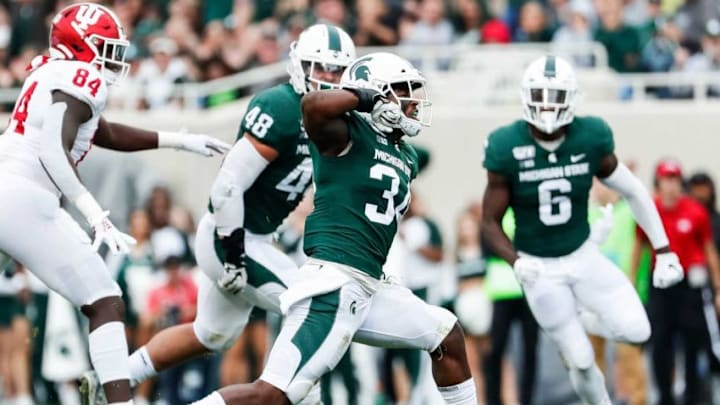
[0, 4, 229, 405]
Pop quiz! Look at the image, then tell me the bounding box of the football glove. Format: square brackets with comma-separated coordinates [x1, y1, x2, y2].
[217, 228, 248, 294]
[89, 212, 136, 254]
[653, 252, 684, 288]
[589, 203, 614, 245]
[158, 130, 231, 157]
[513, 257, 544, 287]
[75, 193, 136, 255]
[371, 100, 403, 133]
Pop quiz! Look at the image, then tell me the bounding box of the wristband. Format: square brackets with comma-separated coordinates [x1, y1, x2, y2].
[157, 131, 181, 149]
[343, 87, 382, 113]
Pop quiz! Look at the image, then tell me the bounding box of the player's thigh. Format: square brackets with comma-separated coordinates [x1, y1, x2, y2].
[522, 265, 577, 330]
[354, 282, 457, 352]
[572, 246, 650, 341]
[0, 184, 118, 307]
[260, 281, 370, 404]
[243, 237, 299, 313]
[193, 273, 254, 352]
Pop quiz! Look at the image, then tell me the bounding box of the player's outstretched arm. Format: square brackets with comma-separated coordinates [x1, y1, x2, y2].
[598, 153, 683, 287]
[93, 118, 231, 156]
[301, 88, 370, 156]
[481, 172, 518, 265]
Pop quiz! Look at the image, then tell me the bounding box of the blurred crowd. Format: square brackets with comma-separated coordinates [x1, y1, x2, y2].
[0, 0, 717, 110]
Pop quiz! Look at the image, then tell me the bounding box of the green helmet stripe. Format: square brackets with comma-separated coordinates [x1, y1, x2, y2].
[326, 25, 341, 52]
[544, 55, 556, 78]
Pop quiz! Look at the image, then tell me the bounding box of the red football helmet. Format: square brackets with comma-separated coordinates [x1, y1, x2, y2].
[49, 3, 130, 85]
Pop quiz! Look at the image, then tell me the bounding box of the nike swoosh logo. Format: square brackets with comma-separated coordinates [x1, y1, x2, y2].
[570, 154, 586, 163]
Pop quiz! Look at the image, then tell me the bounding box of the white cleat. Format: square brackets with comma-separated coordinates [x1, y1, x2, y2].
[79, 370, 107, 405]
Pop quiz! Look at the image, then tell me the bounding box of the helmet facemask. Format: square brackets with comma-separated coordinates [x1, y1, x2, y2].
[89, 34, 130, 86]
[302, 60, 346, 91]
[521, 86, 577, 134]
[382, 80, 432, 137]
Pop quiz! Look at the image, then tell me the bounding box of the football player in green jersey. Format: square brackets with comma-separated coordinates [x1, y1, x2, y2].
[482, 55, 684, 405]
[118, 24, 356, 404]
[191, 53, 477, 405]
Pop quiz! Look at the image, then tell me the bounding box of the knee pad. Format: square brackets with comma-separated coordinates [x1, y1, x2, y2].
[192, 320, 236, 352]
[620, 315, 651, 344]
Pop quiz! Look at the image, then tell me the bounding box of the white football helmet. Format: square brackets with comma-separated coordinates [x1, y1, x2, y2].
[520, 55, 578, 134]
[340, 52, 432, 136]
[288, 24, 356, 94]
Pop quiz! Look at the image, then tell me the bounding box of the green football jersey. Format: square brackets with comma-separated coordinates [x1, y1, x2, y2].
[304, 112, 419, 279]
[483, 116, 615, 257]
[212, 83, 312, 235]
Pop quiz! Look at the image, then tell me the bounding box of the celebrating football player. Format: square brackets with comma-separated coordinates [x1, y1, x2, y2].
[190, 53, 477, 405]
[481, 55, 683, 405]
[0, 4, 229, 404]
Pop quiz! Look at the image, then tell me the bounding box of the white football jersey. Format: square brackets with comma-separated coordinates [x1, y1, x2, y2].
[0, 59, 108, 197]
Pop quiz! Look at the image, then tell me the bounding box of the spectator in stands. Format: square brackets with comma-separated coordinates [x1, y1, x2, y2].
[354, 0, 401, 46]
[146, 186, 195, 266]
[642, 16, 684, 73]
[594, 0, 643, 72]
[514, 1, 554, 42]
[400, 0, 454, 69]
[452, 0, 485, 44]
[689, 172, 720, 263]
[481, 19, 513, 43]
[137, 37, 190, 109]
[674, 0, 720, 45]
[400, 0, 454, 46]
[454, 206, 489, 401]
[203, 0, 234, 24]
[636, 0, 664, 47]
[0, 263, 32, 405]
[313, 0, 353, 33]
[111, 209, 156, 349]
[681, 19, 720, 97]
[687, 172, 720, 401]
[552, 0, 595, 67]
[243, 19, 288, 94]
[143, 255, 201, 403]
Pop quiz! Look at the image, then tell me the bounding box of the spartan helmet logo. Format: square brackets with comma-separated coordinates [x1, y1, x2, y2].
[350, 56, 373, 81]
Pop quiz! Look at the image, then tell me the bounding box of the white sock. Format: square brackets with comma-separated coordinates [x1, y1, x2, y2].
[568, 365, 611, 405]
[108, 401, 133, 405]
[437, 378, 477, 405]
[88, 322, 131, 384]
[129, 346, 157, 387]
[191, 391, 226, 405]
